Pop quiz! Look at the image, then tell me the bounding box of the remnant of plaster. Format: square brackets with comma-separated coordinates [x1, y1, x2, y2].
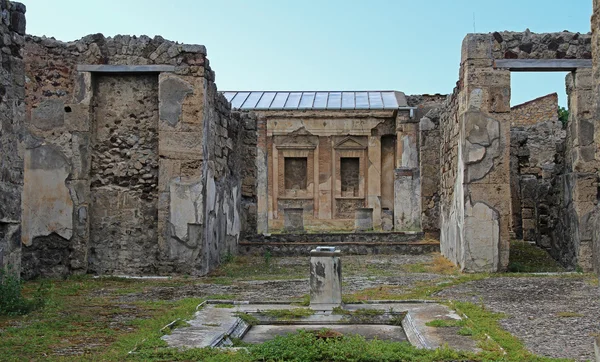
[466, 141, 486, 164]
[159, 76, 194, 126]
[31, 99, 65, 130]
[22, 145, 74, 246]
[463, 200, 499, 272]
[169, 179, 203, 241]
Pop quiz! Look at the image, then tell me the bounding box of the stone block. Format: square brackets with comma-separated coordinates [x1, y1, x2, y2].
[64, 103, 91, 132]
[159, 131, 204, 160]
[461, 34, 493, 61]
[31, 99, 65, 130]
[354, 208, 373, 231]
[310, 247, 342, 310]
[284, 208, 304, 232]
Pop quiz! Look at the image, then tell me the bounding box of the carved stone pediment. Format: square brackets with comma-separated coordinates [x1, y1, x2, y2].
[334, 136, 367, 150]
[274, 127, 318, 149]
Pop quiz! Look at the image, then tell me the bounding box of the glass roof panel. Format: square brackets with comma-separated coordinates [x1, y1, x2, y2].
[355, 92, 369, 109]
[313, 92, 328, 109]
[270, 92, 289, 109]
[341, 92, 355, 109]
[368, 92, 384, 109]
[284, 92, 302, 109]
[242, 92, 264, 109]
[256, 92, 276, 109]
[381, 92, 398, 109]
[299, 92, 316, 109]
[327, 92, 342, 109]
[231, 92, 250, 109]
[223, 92, 237, 102]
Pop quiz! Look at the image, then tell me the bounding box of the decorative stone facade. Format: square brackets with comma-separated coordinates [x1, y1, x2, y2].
[0, 1, 26, 274]
[246, 99, 417, 234]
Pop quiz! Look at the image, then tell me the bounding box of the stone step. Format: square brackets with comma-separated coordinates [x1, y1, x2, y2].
[239, 240, 439, 257]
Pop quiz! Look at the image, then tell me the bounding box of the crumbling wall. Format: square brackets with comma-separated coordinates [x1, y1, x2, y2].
[440, 30, 592, 272]
[545, 69, 597, 271]
[439, 89, 463, 268]
[592, 0, 600, 275]
[0, 1, 26, 274]
[491, 30, 591, 60]
[87, 74, 159, 275]
[412, 95, 447, 234]
[21, 33, 244, 277]
[509, 94, 565, 248]
[195, 83, 245, 274]
[237, 111, 258, 238]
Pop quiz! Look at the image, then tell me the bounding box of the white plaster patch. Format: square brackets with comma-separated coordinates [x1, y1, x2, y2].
[466, 141, 486, 164]
[463, 201, 499, 272]
[22, 146, 74, 246]
[469, 89, 483, 109]
[169, 178, 203, 241]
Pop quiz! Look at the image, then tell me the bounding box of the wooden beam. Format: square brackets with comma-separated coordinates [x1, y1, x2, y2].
[493, 59, 592, 72]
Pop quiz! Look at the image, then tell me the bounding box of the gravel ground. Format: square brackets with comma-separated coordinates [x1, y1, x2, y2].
[435, 276, 600, 361]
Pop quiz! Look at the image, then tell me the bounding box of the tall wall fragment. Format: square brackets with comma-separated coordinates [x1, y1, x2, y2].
[0, 2, 26, 274]
[21, 34, 249, 278]
[440, 30, 593, 272]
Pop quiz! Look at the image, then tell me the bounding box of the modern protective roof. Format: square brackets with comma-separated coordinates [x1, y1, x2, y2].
[221, 91, 408, 110]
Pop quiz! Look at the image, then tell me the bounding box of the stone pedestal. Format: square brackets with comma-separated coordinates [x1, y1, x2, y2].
[355, 208, 373, 231]
[309, 246, 342, 310]
[381, 209, 394, 231]
[284, 208, 304, 232]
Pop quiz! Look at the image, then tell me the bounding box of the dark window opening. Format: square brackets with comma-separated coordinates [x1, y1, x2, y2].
[341, 157, 360, 196]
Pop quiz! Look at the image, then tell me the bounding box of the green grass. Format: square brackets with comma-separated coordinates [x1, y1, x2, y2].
[0, 253, 586, 362]
[449, 301, 571, 362]
[508, 241, 565, 273]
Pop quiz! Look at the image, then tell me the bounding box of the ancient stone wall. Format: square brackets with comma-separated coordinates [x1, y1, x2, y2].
[87, 74, 159, 275]
[439, 30, 593, 272]
[491, 31, 591, 60]
[509, 94, 565, 247]
[592, 0, 600, 275]
[0, 1, 26, 274]
[510, 93, 560, 127]
[21, 33, 244, 278]
[237, 111, 258, 237]
[412, 95, 447, 234]
[438, 88, 462, 268]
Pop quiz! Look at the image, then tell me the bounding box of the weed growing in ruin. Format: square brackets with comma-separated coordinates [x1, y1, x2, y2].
[233, 311, 260, 326]
[426, 319, 464, 328]
[214, 303, 235, 308]
[263, 250, 272, 266]
[260, 307, 314, 320]
[0, 267, 49, 316]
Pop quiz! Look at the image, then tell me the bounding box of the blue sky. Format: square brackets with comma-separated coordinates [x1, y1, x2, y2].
[24, 0, 593, 107]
